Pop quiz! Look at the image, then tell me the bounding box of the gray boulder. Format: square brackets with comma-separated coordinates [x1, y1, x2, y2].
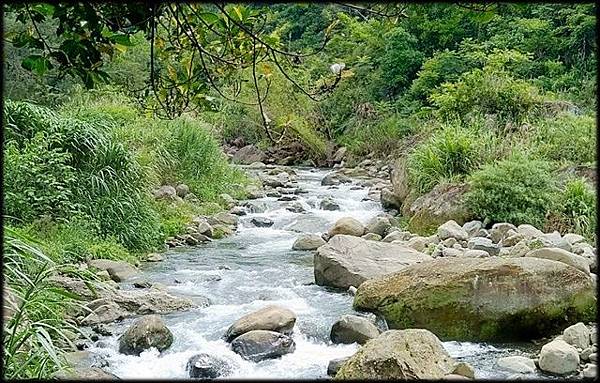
[230, 330, 295, 362]
[438, 220, 469, 241]
[314, 234, 432, 289]
[335, 329, 456, 379]
[88, 259, 138, 282]
[365, 216, 392, 237]
[176, 184, 190, 198]
[224, 305, 296, 342]
[525, 248, 590, 274]
[497, 356, 536, 374]
[118, 315, 173, 356]
[539, 339, 580, 375]
[467, 237, 499, 256]
[381, 188, 401, 210]
[489, 223, 517, 243]
[330, 315, 380, 345]
[250, 217, 274, 228]
[462, 220, 483, 237]
[232, 145, 266, 164]
[563, 322, 591, 349]
[328, 217, 365, 237]
[186, 353, 232, 379]
[154, 185, 177, 201]
[321, 173, 351, 186]
[292, 234, 326, 250]
[361, 233, 382, 241]
[320, 197, 341, 211]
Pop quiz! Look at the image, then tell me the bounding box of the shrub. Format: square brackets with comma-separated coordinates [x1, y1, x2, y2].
[546, 178, 596, 240]
[465, 156, 557, 227]
[430, 66, 544, 124]
[407, 124, 477, 194]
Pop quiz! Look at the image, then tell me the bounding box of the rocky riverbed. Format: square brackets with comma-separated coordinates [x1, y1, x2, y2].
[56, 164, 597, 379]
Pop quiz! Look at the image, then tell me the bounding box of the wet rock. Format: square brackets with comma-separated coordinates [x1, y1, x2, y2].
[92, 324, 112, 336]
[118, 315, 173, 356]
[328, 356, 351, 376]
[321, 173, 351, 186]
[292, 234, 326, 251]
[230, 330, 295, 362]
[348, 286, 358, 296]
[88, 259, 138, 282]
[525, 248, 590, 274]
[250, 217, 274, 228]
[133, 280, 152, 289]
[224, 305, 296, 342]
[242, 201, 267, 214]
[186, 353, 232, 379]
[328, 217, 365, 237]
[562, 322, 591, 349]
[212, 212, 239, 226]
[229, 206, 247, 216]
[330, 315, 380, 345]
[365, 216, 392, 237]
[285, 201, 306, 213]
[539, 339, 580, 375]
[314, 234, 432, 289]
[320, 197, 340, 211]
[353, 257, 596, 341]
[438, 220, 469, 242]
[335, 329, 456, 379]
[497, 356, 536, 374]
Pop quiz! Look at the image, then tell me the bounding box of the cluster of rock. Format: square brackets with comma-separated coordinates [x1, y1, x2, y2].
[493, 322, 597, 378]
[290, 212, 597, 378]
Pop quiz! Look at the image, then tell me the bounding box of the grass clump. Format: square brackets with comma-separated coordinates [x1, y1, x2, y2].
[407, 124, 477, 194]
[465, 155, 557, 227]
[546, 178, 596, 240]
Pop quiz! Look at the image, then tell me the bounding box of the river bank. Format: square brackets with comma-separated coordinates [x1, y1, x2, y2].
[49, 164, 597, 379]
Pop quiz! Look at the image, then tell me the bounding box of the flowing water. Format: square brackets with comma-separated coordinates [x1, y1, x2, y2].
[87, 167, 549, 379]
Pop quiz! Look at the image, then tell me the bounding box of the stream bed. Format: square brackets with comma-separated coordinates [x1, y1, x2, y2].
[87, 167, 551, 379]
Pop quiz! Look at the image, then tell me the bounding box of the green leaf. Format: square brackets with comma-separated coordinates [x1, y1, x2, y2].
[110, 34, 135, 46]
[21, 55, 53, 76]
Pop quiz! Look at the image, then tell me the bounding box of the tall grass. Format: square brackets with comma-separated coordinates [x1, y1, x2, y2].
[2, 227, 86, 379]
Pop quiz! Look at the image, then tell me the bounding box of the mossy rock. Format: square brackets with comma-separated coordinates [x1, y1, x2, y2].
[353, 257, 596, 341]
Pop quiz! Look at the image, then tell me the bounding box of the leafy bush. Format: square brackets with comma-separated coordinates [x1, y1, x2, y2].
[465, 156, 557, 227]
[407, 124, 477, 194]
[430, 66, 544, 124]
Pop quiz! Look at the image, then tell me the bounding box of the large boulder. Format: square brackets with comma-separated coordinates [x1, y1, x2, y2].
[186, 353, 232, 379]
[88, 259, 138, 282]
[232, 145, 266, 164]
[250, 217, 274, 228]
[353, 257, 596, 341]
[330, 315, 380, 345]
[539, 339, 580, 375]
[118, 315, 173, 355]
[390, 157, 410, 205]
[381, 188, 401, 210]
[292, 234, 326, 251]
[230, 330, 295, 362]
[496, 356, 536, 374]
[328, 357, 351, 376]
[328, 217, 365, 237]
[562, 322, 591, 349]
[335, 329, 456, 379]
[224, 305, 296, 342]
[407, 183, 472, 234]
[314, 235, 432, 289]
[153, 185, 177, 201]
[525, 248, 590, 274]
[322, 173, 351, 186]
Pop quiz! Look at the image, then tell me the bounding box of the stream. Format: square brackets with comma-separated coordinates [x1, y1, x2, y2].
[87, 166, 548, 379]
